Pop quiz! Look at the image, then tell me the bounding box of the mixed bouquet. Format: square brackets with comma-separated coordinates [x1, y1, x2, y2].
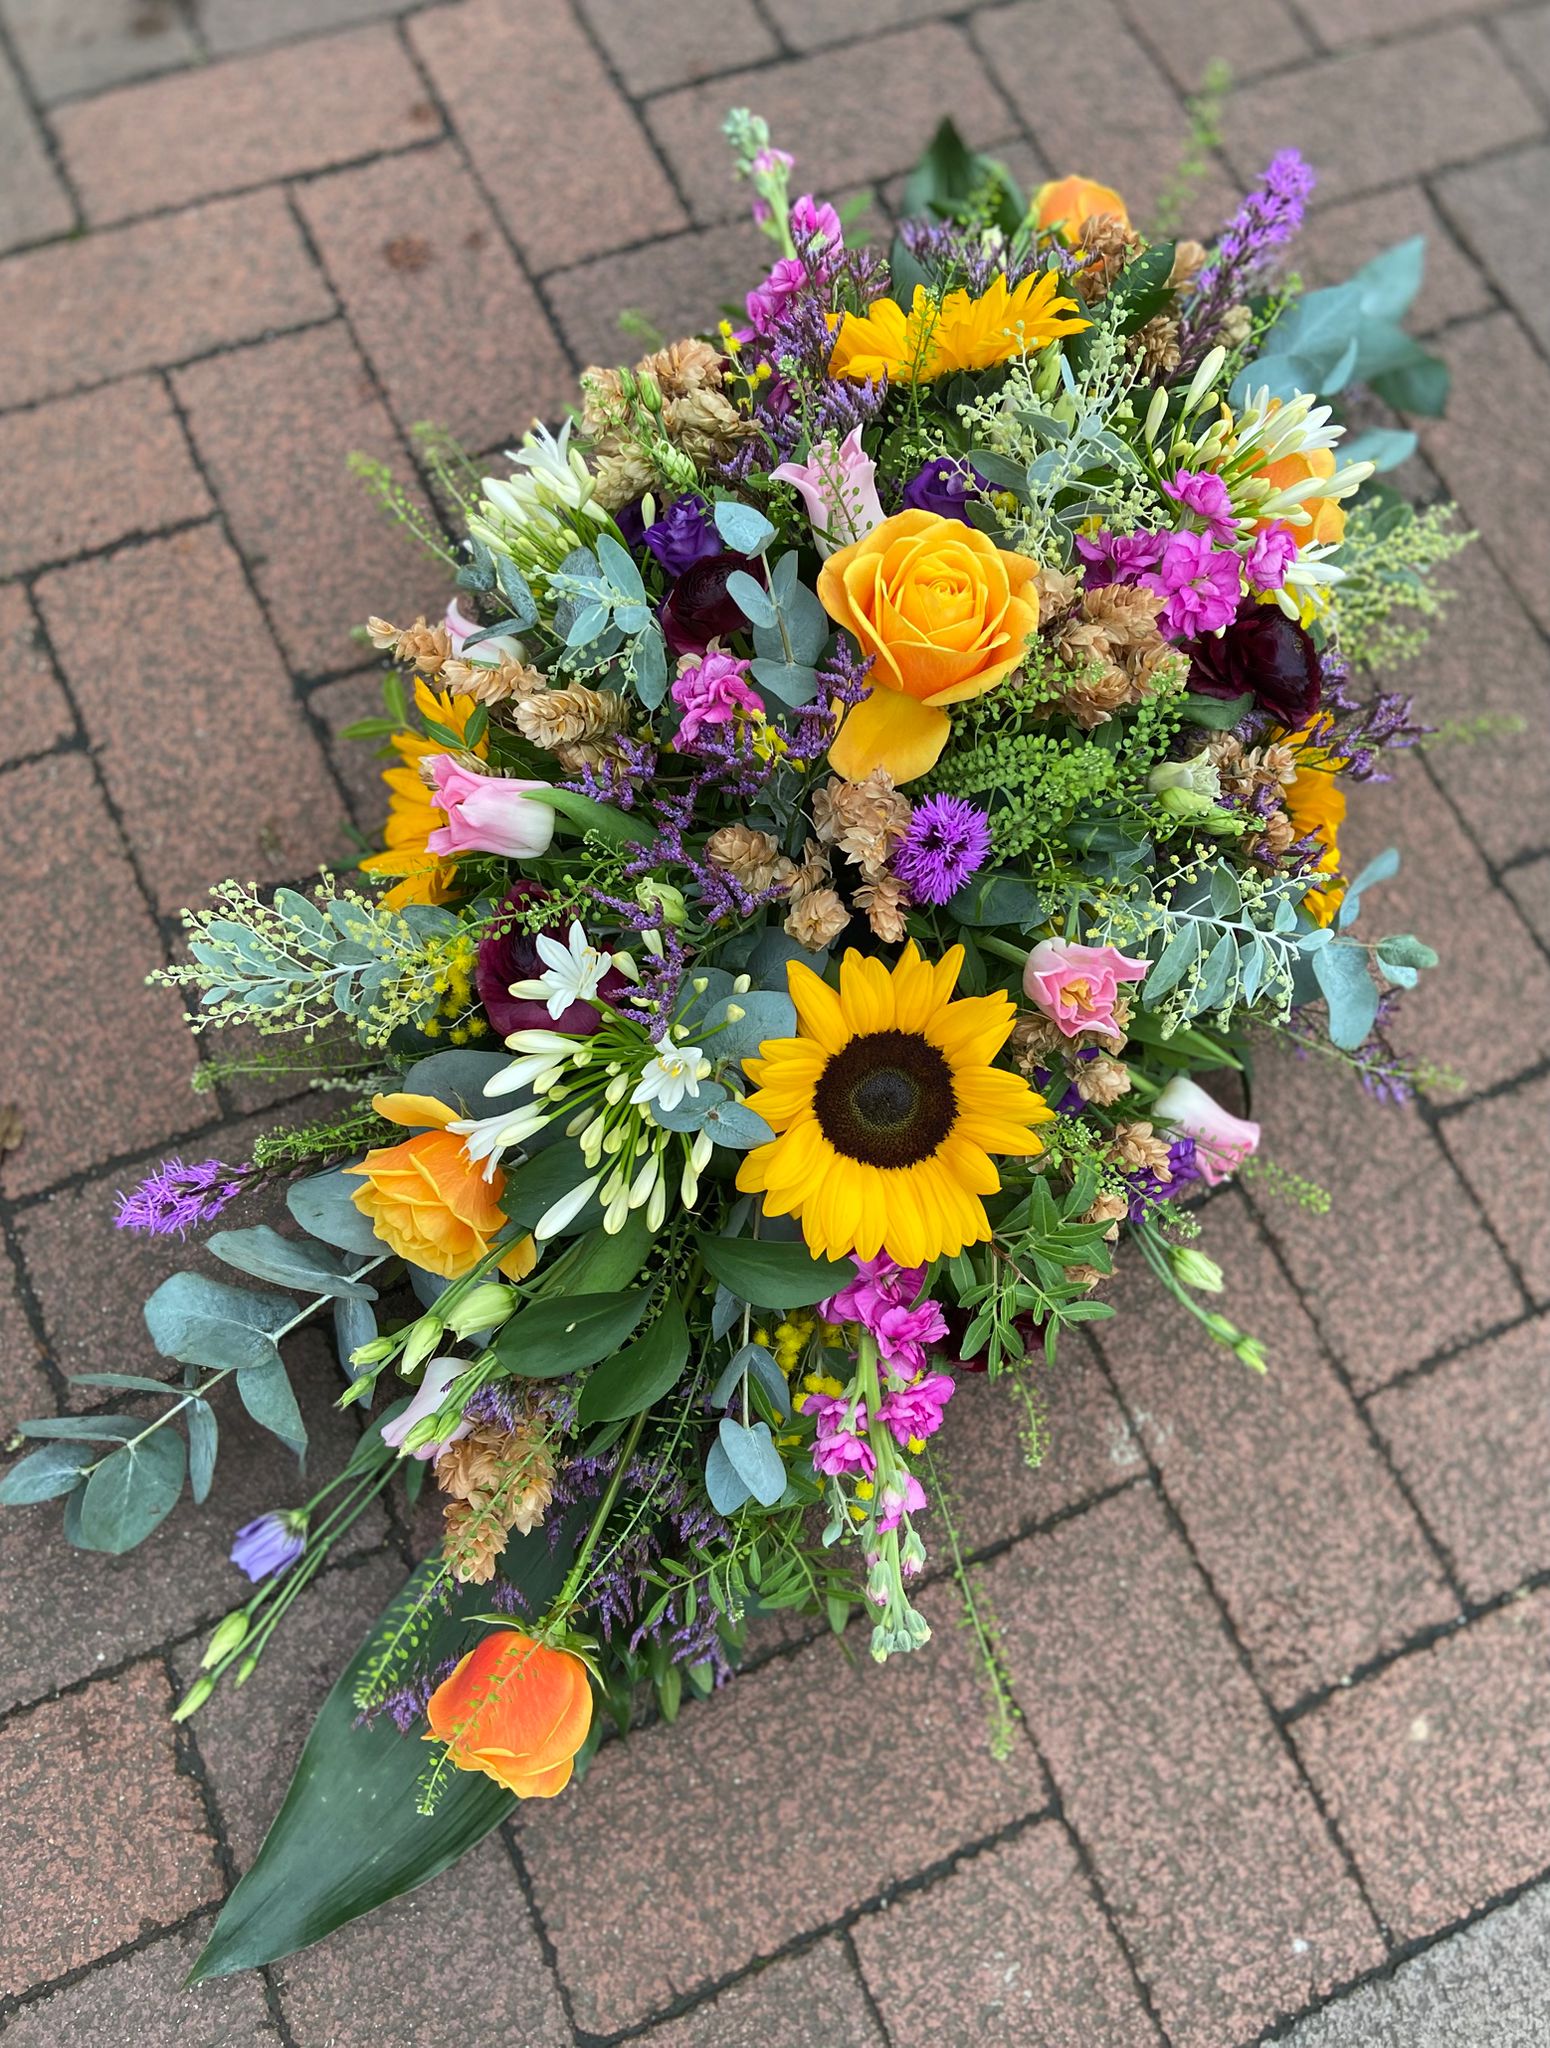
[2, 114, 1469, 1974]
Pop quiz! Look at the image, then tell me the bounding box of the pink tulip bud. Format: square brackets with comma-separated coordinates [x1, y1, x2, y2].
[424, 758, 556, 860]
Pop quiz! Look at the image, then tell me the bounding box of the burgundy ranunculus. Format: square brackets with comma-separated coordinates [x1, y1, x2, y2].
[659, 549, 758, 657]
[476, 883, 627, 1039]
[900, 456, 990, 525]
[1187, 598, 1323, 729]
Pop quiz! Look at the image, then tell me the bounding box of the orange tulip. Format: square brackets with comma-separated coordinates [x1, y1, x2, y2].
[818, 510, 1041, 783]
[426, 1630, 593, 1798]
[1031, 174, 1129, 236]
[346, 1093, 536, 1281]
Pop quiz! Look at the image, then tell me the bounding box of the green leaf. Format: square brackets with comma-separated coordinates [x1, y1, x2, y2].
[945, 870, 1047, 929]
[1312, 941, 1380, 1050]
[717, 1417, 785, 1506]
[68, 1371, 181, 1393]
[577, 1297, 690, 1424]
[1341, 426, 1418, 472]
[0, 1440, 96, 1505]
[17, 1414, 142, 1442]
[237, 1357, 308, 1459]
[144, 1272, 295, 1373]
[726, 569, 776, 628]
[402, 1050, 511, 1116]
[704, 1437, 751, 1514]
[698, 1235, 851, 1308]
[493, 1290, 650, 1378]
[1376, 932, 1439, 971]
[1142, 920, 1200, 1002]
[522, 785, 648, 848]
[1183, 690, 1254, 730]
[191, 1522, 582, 1980]
[188, 1399, 218, 1504]
[286, 1170, 383, 1258]
[499, 1141, 602, 1236]
[712, 500, 775, 555]
[748, 657, 819, 707]
[698, 1099, 775, 1151]
[75, 1433, 187, 1553]
[1370, 349, 1449, 417]
[1337, 844, 1400, 930]
[208, 1226, 378, 1300]
[702, 990, 796, 1059]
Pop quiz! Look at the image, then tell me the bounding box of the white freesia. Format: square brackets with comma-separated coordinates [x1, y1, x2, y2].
[631, 1036, 710, 1117]
[506, 921, 615, 1022]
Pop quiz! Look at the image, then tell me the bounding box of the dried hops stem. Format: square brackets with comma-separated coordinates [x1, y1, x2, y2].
[437, 1420, 557, 1586]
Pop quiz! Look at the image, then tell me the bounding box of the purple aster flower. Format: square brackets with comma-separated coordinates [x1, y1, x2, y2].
[114, 1156, 255, 1238]
[1142, 531, 1243, 639]
[900, 456, 990, 524]
[640, 495, 720, 576]
[893, 794, 991, 906]
[230, 1509, 307, 1583]
[1162, 468, 1238, 542]
[1075, 527, 1164, 587]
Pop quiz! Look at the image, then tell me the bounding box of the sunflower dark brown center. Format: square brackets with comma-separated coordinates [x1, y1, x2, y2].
[812, 1029, 958, 1169]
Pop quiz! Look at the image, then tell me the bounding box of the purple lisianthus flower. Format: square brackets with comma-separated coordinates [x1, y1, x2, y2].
[659, 549, 759, 657]
[1125, 1135, 1200, 1221]
[1143, 530, 1243, 639]
[1188, 596, 1324, 728]
[1162, 468, 1238, 542]
[640, 495, 720, 576]
[900, 456, 990, 525]
[114, 1156, 255, 1237]
[893, 793, 992, 906]
[1075, 527, 1164, 587]
[477, 881, 627, 1037]
[230, 1509, 306, 1583]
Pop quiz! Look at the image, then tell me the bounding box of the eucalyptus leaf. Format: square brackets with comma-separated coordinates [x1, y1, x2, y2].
[188, 1398, 218, 1504]
[75, 1432, 187, 1553]
[208, 1226, 377, 1301]
[633, 622, 668, 709]
[702, 990, 796, 1059]
[493, 554, 537, 625]
[1312, 941, 1380, 1050]
[403, 1050, 512, 1115]
[144, 1272, 295, 1373]
[237, 1357, 308, 1459]
[749, 657, 819, 707]
[287, 1169, 384, 1258]
[1141, 920, 1200, 1002]
[699, 1099, 776, 1151]
[645, 1079, 729, 1134]
[726, 570, 777, 628]
[704, 1437, 752, 1514]
[718, 1417, 785, 1506]
[334, 1295, 378, 1383]
[17, 1414, 141, 1442]
[0, 1439, 96, 1505]
[713, 500, 775, 555]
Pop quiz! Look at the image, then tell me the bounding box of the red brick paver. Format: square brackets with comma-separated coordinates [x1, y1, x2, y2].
[2, 5, 1549, 2042]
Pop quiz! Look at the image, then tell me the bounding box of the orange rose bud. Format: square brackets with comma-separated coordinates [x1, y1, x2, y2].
[1032, 173, 1130, 235]
[345, 1093, 536, 1281]
[818, 510, 1041, 784]
[426, 1630, 592, 1799]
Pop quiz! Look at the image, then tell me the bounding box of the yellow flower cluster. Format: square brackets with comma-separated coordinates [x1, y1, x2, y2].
[419, 932, 490, 1045]
[828, 272, 1088, 385]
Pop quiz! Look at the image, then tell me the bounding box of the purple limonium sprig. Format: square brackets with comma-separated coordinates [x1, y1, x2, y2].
[356, 1654, 460, 1734]
[892, 793, 992, 906]
[896, 217, 1048, 296]
[1179, 148, 1315, 369]
[230, 1509, 307, 1584]
[114, 1155, 256, 1237]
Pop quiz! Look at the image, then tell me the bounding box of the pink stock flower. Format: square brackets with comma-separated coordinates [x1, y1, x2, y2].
[1162, 467, 1238, 542]
[1152, 1076, 1260, 1187]
[745, 255, 810, 335]
[1143, 529, 1244, 638]
[813, 1428, 875, 1479]
[1022, 938, 1149, 1038]
[379, 1356, 471, 1463]
[771, 426, 885, 558]
[669, 648, 763, 748]
[877, 1372, 956, 1447]
[876, 1472, 928, 1532]
[790, 193, 843, 261]
[871, 1300, 950, 1383]
[820, 1252, 915, 1327]
[424, 758, 556, 860]
[1244, 521, 1298, 593]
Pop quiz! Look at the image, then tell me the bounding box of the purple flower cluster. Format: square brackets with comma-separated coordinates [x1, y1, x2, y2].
[114, 1155, 255, 1238]
[1180, 149, 1316, 368]
[896, 216, 1047, 296]
[1125, 1136, 1201, 1222]
[892, 793, 992, 906]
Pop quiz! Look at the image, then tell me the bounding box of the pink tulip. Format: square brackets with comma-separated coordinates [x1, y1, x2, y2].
[1022, 938, 1149, 1038]
[1152, 1075, 1260, 1187]
[771, 427, 884, 558]
[424, 758, 555, 860]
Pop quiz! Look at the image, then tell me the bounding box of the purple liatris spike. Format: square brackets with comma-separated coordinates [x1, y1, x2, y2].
[892, 795, 992, 906]
[229, 1509, 307, 1583]
[114, 1156, 255, 1237]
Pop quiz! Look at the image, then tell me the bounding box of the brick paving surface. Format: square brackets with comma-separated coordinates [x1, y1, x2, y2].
[1, 2, 1548, 2042]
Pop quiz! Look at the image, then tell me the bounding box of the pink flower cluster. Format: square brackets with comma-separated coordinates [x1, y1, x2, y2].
[807, 1257, 955, 1516]
[822, 1255, 949, 1387]
[744, 195, 843, 333]
[670, 649, 763, 748]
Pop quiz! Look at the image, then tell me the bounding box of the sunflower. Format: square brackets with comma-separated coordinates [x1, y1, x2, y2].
[359, 677, 486, 908]
[1277, 719, 1348, 925]
[828, 272, 1088, 385]
[737, 946, 1053, 1267]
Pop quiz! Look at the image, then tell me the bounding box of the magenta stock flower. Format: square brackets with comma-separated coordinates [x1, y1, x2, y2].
[790, 193, 843, 260]
[813, 1427, 875, 1479]
[876, 1472, 928, 1532]
[745, 255, 811, 335]
[1244, 521, 1298, 593]
[1162, 467, 1238, 542]
[424, 758, 556, 859]
[821, 1255, 949, 1383]
[1143, 530, 1244, 638]
[1075, 527, 1163, 587]
[670, 648, 763, 748]
[877, 1372, 956, 1447]
[1022, 938, 1149, 1038]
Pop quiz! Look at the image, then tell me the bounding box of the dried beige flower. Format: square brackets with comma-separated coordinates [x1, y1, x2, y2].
[367, 615, 450, 677]
[856, 872, 910, 943]
[1109, 1120, 1173, 1178]
[1073, 1053, 1133, 1106]
[813, 770, 912, 879]
[785, 887, 850, 949]
[437, 1421, 555, 1587]
[515, 686, 628, 751]
[1074, 212, 1143, 302]
[440, 655, 545, 705]
[705, 824, 794, 895]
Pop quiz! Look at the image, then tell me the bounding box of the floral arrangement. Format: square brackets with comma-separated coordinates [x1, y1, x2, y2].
[2, 114, 1468, 1974]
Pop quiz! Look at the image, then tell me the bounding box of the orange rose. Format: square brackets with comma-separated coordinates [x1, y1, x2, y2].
[426, 1629, 592, 1798]
[1031, 174, 1129, 235]
[1256, 445, 1347, 547]
[346, 1092, 536, 1281]
[818, 510, 1040, 783]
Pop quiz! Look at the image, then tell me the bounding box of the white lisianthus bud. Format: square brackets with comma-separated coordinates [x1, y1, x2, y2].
[1170, 1247, 1225, 1293]
[442, 1283, 518, 1338]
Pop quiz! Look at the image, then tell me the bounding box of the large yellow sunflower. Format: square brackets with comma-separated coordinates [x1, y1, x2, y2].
[359, 677, 486, 908]
[828, 272, 1088, 385]
[737, 945, 1053, 1268]
[1276, 719, 1348, 925]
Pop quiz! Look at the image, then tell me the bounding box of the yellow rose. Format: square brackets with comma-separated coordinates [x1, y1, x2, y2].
[1031, 174, 1130, 235]
[817, 510, 1041, 783]
[346, 1093, 536, 1281]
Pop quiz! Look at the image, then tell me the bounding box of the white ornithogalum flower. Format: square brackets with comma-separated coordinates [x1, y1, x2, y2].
[535, 1174, 602, 1240]
[1230, 386, 1345, 463]
[631, 1034, 711, 1117]
[506, 921, 615, 1022]
[1274, 542, 1346, 620]
[484, 1030, 580, 1097]
[448, 1103, 552, 1180]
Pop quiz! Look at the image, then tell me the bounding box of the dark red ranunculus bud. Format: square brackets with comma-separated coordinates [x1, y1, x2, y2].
[659, 548, 757, 657]
[1187, 597, 1323, 730]
[476, 883, 628, 1039]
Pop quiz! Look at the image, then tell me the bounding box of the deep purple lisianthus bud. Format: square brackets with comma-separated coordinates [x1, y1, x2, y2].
[230, 1510, 306, 1583]
[900, 456, 990, 525]
[1187, 597, 1324, 728]
[476, 881, 627, 1038]
[640, 495, 720, 576]
[659, 549, 760, 657]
